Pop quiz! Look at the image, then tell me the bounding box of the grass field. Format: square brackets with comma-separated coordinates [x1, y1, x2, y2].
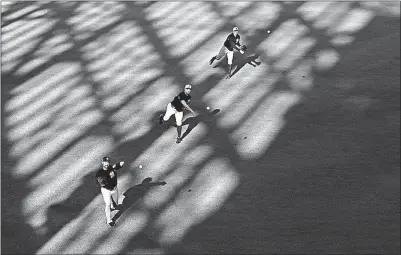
[1, 1, 400, 254]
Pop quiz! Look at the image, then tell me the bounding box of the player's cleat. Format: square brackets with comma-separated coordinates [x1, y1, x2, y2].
[176, 137, 182, 144]
[159, 114, 164, 124]
[107, 220, 115, 227]
[225, 74, 232, 79]
[209, 56, 216, 65]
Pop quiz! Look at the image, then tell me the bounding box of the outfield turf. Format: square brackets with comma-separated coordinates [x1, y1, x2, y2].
[1, 2, 400, 254]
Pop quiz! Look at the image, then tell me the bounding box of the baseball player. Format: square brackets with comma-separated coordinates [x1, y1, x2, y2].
[96, 156, 125, 226]
[159, 84, 196, 144]
[209, 26, 246, 79]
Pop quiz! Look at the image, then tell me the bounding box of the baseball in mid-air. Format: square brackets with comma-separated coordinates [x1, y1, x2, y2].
[206, 106, 210, 110]
[139, 164, 143, 169]
[267, 30, 271, 33]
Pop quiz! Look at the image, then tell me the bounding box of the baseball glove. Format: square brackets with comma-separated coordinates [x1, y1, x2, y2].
[240, 45, 248, 52]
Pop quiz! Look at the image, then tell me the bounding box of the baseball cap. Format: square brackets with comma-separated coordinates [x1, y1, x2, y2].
[185, 84, 192, 89]
[102, 157, 110, 162]
[233, 27, 239, 31]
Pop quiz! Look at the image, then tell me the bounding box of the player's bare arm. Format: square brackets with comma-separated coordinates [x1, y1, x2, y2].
[235, 40, 245, 54]
[234, 42, 242, 50]
[181, 100, 196, 115]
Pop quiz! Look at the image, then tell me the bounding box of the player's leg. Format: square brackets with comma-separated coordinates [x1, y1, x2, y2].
[210, 46, 227, 65]
[216, 46, 228, 60]
[159, 104, 168, 124]
[160, 103, 175, 124]
[226, 50, 234, 78]
[164, 103, 177, 122]
[110, 187, 119, 209]
[209, 55, 217, 65]
[175, 111, 184, 143]
[101, 187, 113, 224]
[209, 46, 222, 65]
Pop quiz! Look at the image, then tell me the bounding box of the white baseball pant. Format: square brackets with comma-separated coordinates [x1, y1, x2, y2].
[163, 103, 184, 126]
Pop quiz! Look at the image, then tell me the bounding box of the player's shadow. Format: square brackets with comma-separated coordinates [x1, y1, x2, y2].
[112, 177, 166, 222]
[231, 54, 262, 77]
[212, 53, 261, 78]
[181, 109, 220, 140]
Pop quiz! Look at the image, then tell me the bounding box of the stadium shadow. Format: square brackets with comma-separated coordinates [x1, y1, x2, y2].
[1, 172, 45, 254]
[167, 7, 400, 254]
[1, 1, 399, 254]
[45, 172, 100, 239]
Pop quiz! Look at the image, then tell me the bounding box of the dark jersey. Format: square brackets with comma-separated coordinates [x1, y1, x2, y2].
[224, 33, 241, 51]
[171, 91, 191, 112]
[95, 163, 123, 190]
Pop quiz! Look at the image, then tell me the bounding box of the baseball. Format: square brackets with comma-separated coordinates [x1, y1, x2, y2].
[267, 30, 271, 33]
[206, 106, 210, 110]
[139, 164, 143, 169]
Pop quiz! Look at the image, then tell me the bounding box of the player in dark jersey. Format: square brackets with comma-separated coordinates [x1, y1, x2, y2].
[96, 156, 125, 226]
[159, 84, 196, 143]
[209, 26, 245, 79]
